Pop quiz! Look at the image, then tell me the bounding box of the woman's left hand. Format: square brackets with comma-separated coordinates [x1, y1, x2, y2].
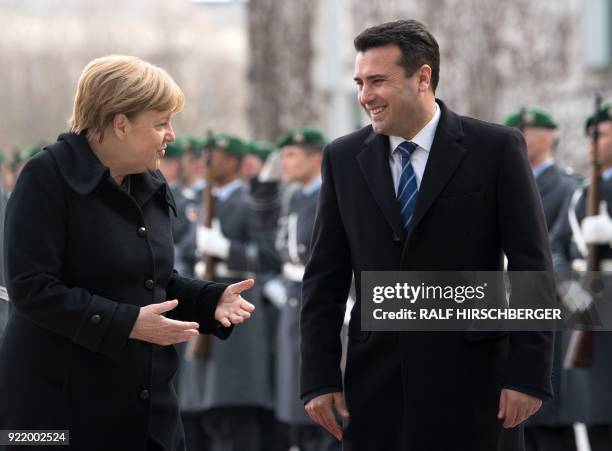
[215, 278, 256, 327]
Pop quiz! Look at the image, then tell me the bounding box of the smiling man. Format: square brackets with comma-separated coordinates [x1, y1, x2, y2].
[300, 20, 554, 451]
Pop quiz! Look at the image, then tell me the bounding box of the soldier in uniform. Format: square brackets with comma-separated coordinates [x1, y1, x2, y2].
[265, 127, 340, 451]
[505, 107, 583, 450]
[242, 140, 271, 182]
[243, 139, 287, 450]
[174, 136, 207, 277]
[505, 107, 581, 230]
[160, 138, 188, 242]
[244, 140, 282, 232]
[178, 133, 277, 451]
[0, 170, 8, 338]
[550, 102, 612, 451]
[0, 150, 12, 194]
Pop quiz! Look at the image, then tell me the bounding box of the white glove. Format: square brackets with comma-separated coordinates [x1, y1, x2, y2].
[258, 150, 282, 182]
[263, 278, 288, 309]
[196, 218, 231, 260]
[558, 280, 594, 313]
[582, 201, 612, 245]
[194, 261, 206, 279]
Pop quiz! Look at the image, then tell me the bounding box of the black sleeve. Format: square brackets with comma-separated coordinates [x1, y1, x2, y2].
[165, 272, 232, 339]
[4, 154, 140, 363]
[497, 129, 555, 398]
[300, 146, 353, 397]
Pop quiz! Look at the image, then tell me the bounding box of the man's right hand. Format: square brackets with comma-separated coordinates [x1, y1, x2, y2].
[129, 299, 200, 345]
[305, 391, 349, 441]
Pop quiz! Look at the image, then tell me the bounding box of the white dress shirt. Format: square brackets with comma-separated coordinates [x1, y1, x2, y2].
[389, 102, 441, 194]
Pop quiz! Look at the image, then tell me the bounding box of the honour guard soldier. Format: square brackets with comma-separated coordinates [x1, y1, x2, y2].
[0, 171, 8, 336]
[174, 136, 207, 277]
[505, 107, 583, 450]
[244, 140, 282, 232]
[241, 139, 272, 182]
[178, 133, 277, 451]
[550, 101, 612, 451]
[160, 139, 189, 244]
[265, 127, 340, 451]
[505, 107, 581, 230]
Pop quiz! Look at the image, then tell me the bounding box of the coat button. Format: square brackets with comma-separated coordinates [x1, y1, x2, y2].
[91, 314, 101, 324]
[144, 279, 155, 290]
[137, 226, 147, 237]
[289, 298, 299, 308]
[393, 233, 401, 242]
[139, 389, 150, 400]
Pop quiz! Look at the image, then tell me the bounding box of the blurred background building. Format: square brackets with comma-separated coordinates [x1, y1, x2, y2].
[0, 0, 611, 170]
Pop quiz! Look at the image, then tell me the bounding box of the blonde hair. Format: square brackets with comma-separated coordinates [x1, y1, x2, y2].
[69, 55, 185, 141]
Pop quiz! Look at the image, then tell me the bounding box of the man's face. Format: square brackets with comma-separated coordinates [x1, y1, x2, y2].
[240, 154, 263, 181]
[522, 127, 554, 166]
[280, 145, 319, 184]
[589, 121, 612, 168]
[207, 148, 239, 184]
[354, 44, 422, 137]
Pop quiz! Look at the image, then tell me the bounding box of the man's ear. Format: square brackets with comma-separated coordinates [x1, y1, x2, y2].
[112, 113, 130, 140]
[416, 64, 432, 92]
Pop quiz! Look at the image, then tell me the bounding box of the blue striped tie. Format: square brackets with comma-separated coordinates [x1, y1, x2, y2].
[396, 141, 419, 232]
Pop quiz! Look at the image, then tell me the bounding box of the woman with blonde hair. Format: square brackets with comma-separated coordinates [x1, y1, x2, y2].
[0, 55, 255, 451]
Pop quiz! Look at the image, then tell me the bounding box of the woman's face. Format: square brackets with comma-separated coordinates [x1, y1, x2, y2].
[123, 109, 176, 173]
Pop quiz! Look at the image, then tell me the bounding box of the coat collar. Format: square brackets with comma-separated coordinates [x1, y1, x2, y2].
[46, 132, 108, 195]
[357, 99, 467, 242]
[46, 132, 176, 215]
[357, 130, 405, 240]
[406, 99, 467, 242]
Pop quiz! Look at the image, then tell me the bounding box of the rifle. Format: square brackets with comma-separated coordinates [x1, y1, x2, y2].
[185, 135, 217, 359]
[564, 94, 603, 368]
[518, 107, 527, 133]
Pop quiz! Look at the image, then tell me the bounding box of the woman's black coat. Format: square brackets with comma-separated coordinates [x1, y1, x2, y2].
[0, 132, 231, 450]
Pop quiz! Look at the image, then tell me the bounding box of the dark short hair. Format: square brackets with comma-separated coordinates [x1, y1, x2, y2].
[354, 19, 440, 92]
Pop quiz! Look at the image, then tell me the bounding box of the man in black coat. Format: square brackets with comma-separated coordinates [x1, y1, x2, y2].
[300, 20, 554, 451]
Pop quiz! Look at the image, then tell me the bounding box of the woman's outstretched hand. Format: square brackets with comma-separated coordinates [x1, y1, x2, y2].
[215, 278, 256, 327]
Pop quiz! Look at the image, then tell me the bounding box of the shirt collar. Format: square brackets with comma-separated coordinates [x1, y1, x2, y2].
[532, 158, 555, 179]
[190, 179, 207, 191]
[212, 178, 243, 201]
[389, 101, 441, 155]
[301, 177, 322, 196]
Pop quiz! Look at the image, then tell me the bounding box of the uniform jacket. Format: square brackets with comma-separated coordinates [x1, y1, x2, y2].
[549, 175, 612, 425]
[300, 100, 554, 451]
[0, 132, 231, 451]
[275, 184, 319, 424]
[0, 182, 8, 337]
[178, 182, 275, 412]
[536, 164, 580, 231]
